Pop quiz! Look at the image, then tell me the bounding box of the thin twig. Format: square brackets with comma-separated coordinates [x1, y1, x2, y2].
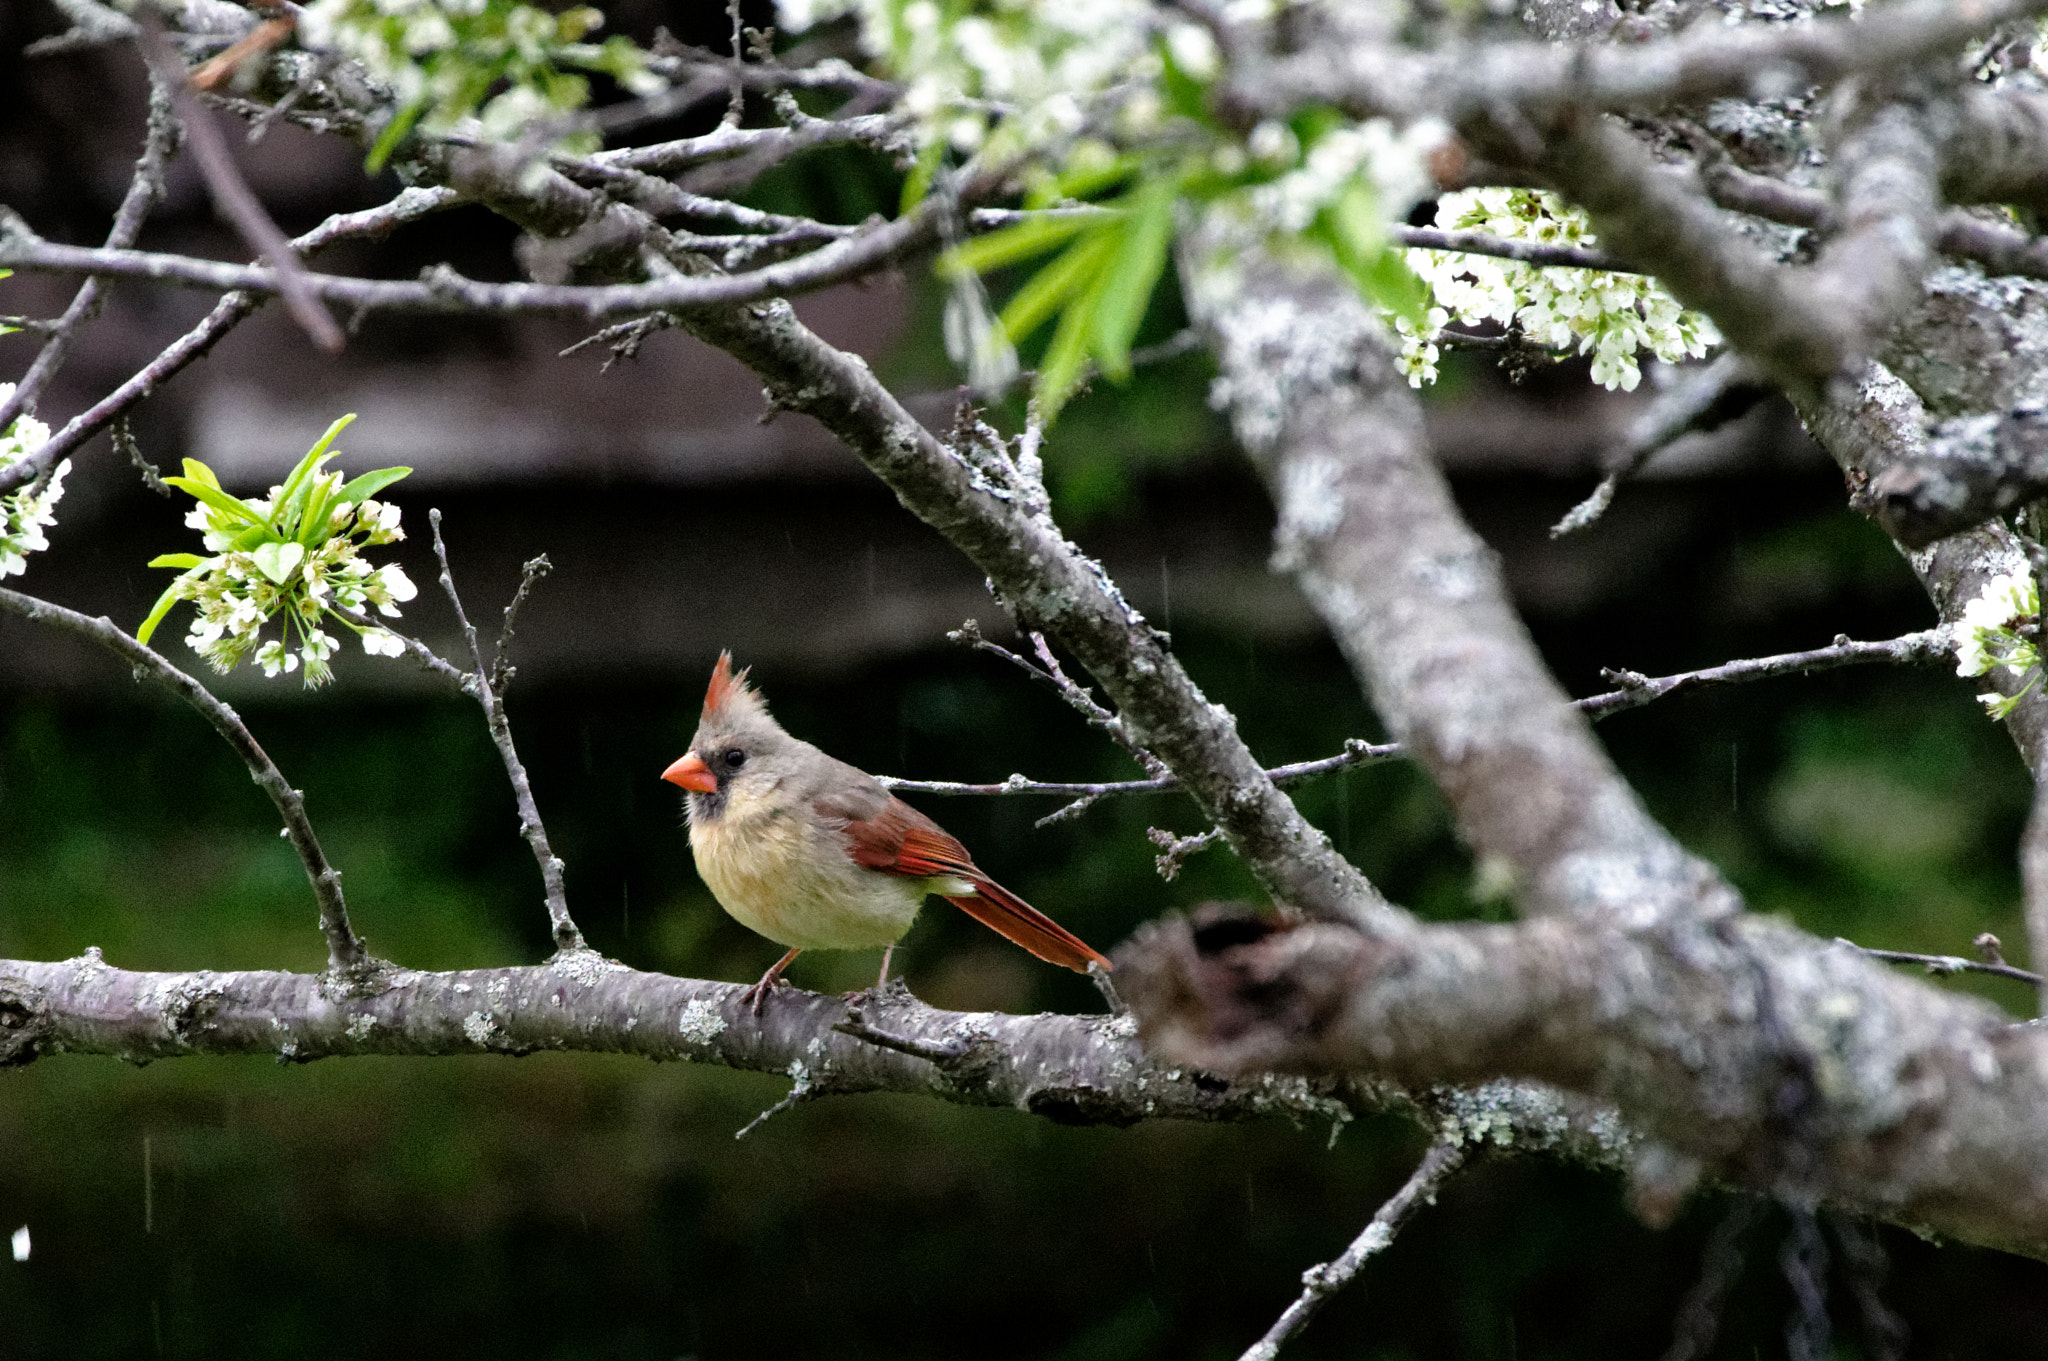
[1238, 1138, 1469, 1361]
[186, 14, 294, 92]
[0, 186, 460, 493]
[0, 62, 179, 441]
[1553, 352, 1766, 538]
[1836, 939, 2043, 987]
[948, 621, 1169, 778]
[1659, 1197, 1767, 1361]
[734, 1064, 815, 1139]
[0, 192, 945, 326]
[0, 587, 370, 975]
[833, 1006, 972, 1064]
[326, 603, 474, 693]
[428, 512, 586, 954]
[724, 0, 747, 127]
[1149, 826, 1224, 880]
[881, 630, 1949, 799]
[110, 417, 170, 498]
[491, 554, 550, 694]
[133, 10, 344, 353]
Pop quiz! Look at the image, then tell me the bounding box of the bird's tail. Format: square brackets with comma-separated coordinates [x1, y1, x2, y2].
[944, 878, 1112, 974]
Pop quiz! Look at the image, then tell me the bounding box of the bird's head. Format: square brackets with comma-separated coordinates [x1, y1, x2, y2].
[661, 651, 791, 817]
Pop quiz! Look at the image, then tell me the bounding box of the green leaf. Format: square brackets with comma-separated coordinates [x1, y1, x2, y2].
[1090, 180, 1178, 382]
[1155, 35, 1211, 125]
[899, 138, 943, 217]
[296, 478, 337, 549]
[998, 228, 1118, 347]
[1328, 179, 1385, 263]
[1320, 180, 1430, 327]
[940, 212, 1096, 280]
[1355, 247, 1430, 328]
[136, 564, 212, 646]
[230, 524, 282, 551]
[1053, 152, 1141, 203]
[147, 553, 208, 570]
[179, 459, 222, 490]
[365, 99, 426, 174]
[335, 466, 412, 508]
[164, 477, 264, 527]
[274, 414, 357, 528]
[1034, 276, 1103, 426]
[250, 540, 306, 586]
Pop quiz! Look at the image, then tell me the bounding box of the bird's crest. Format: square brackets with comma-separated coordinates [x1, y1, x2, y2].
[702, 650, 768, 725]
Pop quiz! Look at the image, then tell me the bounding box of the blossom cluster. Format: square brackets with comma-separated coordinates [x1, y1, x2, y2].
[1400, 189, 1720, 390]
[0, 382, 69, 580]
[140, 418, 417, 688]
[299, 0, 660, 165]
[1953, 566, 2042, 719]
[777, 0, 1231, 159]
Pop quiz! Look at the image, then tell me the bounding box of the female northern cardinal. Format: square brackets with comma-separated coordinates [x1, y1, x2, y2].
[662, 652, 1112, 1010]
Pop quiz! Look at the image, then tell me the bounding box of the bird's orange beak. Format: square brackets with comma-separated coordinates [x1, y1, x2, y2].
[662, 751, 718, 793]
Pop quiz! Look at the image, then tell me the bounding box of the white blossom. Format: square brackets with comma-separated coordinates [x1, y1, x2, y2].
[1401, 190, 1718, 392]
[0, 383, 64, 579]
[1953, 566, 2042, 719]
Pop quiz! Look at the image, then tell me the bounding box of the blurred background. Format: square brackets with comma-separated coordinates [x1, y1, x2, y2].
[3, 2, 2047, 1357]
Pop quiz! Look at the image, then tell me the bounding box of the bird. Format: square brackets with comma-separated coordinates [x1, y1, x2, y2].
[661, 652, 1112, 1012]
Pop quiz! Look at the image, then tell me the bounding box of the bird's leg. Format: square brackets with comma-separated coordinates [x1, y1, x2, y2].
[874, 943, 896, 991]
[738, 947, 802, 1015]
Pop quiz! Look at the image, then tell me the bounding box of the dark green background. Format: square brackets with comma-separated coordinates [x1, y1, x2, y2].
[6, 0, 2048, 1350]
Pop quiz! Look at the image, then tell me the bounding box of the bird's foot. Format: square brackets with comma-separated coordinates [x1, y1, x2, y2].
[737, 974, 791, 1016]
[841, 976, 913, 1011]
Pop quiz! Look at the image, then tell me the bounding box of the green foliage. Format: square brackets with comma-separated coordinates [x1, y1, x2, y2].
[138, 414, 416, 686]
[299, 0, 661, 171]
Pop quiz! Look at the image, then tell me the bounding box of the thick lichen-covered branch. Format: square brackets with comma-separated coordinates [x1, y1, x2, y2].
[1117, 907, 2048, 1262]
[1183, 227, 1728, 922]
[0, 950, 1631, 1167]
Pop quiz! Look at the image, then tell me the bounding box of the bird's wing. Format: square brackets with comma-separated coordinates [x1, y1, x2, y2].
[836, 796, 1111, 974]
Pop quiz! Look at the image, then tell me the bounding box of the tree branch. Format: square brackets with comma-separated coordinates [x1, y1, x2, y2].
[0, 588, 371, 976]
[427, 512, 585, 955]
[879, 629, 1948, 799]
[0, 58, 178, 438]
[1239, 1137, 1469, 1361]
[1182, 222, 1728, 922]
[1118, 907, 2048, 1262]
[0, 185, 460, 494]
[1229, 0, 2048, 127]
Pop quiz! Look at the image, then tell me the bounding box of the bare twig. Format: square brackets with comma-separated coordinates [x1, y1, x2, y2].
[0, 62, 179, 441]
[1395, 223, 1638, 273]
[2024, 777, 2048, 1014]
[882, 630, 1948, 800]
[133, 10, 344, 353]
[428, 512, 585, 953]
[326, 603, 474, 692]
[1552, 352, 1765, 538]
[1659, 1197, 1767, 1361]
[110, 417, 170, 498]
[0, 186, 460, 493]
[1149, 826, 1224, 881]
[186, 14, 294, 92]
[0, 587, 371, 975]
[491, 554, 550, 694]
[1837, 939, 2044, 988]
[0, 193, 946, 325]
[1238, 1138, 1469, 1361]
[734, 1064, 816, 1139]
[948, 622, 1170, 778]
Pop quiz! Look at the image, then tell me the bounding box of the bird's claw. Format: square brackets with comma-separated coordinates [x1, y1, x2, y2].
[736, 975, 788, 1016]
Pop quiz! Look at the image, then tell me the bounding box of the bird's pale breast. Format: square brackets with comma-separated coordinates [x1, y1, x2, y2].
[690, 783, 927, 951]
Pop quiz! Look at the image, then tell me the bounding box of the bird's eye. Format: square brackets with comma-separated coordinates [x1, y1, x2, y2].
[724, 748, 746, 769]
